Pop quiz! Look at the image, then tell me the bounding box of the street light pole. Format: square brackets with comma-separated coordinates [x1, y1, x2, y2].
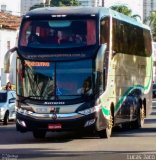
[43, 0, 46, 7]
[45, 0, 51, 7]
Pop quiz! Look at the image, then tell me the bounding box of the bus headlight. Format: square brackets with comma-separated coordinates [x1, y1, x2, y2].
[18, 107, 33, 115]
[78, 107, 95, 115]
[17, 103, 34, 115]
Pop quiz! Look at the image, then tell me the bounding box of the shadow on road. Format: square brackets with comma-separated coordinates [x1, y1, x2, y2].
[0, 102, 156, 145]
[0, 149, 156, 160]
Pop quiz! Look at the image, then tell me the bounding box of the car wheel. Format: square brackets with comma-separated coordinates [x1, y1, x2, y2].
[3, 112, 9, 125]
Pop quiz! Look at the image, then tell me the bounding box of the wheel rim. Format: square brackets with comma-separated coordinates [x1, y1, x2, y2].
[106, 115, 113, 137]
[140, 107, 145, 127]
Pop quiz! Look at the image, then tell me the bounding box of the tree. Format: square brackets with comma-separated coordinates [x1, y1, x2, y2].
[110, 5, 141, 21]
[145, 11, 156, 41]
[29, 3, 45, 11]
[29, 0, 80, 11]
[51, 0, 80, 7]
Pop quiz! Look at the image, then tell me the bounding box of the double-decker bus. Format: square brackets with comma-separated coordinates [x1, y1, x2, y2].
[4, 7, 152, 139]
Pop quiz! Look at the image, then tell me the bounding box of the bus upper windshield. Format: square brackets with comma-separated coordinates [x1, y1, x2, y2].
[19, 19, 97, 48]
[16, 58, 93, 100]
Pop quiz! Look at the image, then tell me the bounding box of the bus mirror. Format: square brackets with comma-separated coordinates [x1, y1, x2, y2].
[4, 47, 17, 73]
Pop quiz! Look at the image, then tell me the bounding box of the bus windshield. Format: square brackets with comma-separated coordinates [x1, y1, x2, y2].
[16, 59, 93, 100]
[19, 19, 97, 48]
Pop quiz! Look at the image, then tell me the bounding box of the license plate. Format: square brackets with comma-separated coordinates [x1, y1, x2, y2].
[48, 124, 62, 129]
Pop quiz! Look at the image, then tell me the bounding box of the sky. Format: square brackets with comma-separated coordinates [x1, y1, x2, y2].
[0, 0, 143, 19]
[0, 0, 20, 15]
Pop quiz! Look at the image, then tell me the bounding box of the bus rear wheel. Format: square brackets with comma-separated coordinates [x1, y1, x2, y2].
[132, 106, 145, 129]
[137, 107, 145, 128]
[33, 130, 46, 139]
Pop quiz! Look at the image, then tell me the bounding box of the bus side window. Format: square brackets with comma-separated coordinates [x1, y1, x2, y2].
[100, 18, 110, 45]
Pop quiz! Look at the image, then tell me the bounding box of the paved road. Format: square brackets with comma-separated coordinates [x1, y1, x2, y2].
[0, 102, 156, 160]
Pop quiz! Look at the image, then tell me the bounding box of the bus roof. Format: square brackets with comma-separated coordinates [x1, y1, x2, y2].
[24, 6, 150, 31]
[25, 6, 102, 17]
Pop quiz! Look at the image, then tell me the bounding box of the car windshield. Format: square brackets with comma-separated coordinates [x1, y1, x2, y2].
[16, 58, 93, 100]
[0, 93, 7, 102]
[19, 19, 97, 48]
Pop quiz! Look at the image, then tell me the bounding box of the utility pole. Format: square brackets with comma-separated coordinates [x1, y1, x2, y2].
[43, 0, 46, 7]
[102, 0, 104, 7]
[46, 0, 51, 6]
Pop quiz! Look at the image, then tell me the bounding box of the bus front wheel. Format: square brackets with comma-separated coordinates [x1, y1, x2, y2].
[33, 130, 46, 139]
[98, 115, 113, 138]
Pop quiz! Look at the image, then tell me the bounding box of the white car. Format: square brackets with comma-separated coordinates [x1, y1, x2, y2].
[0, 90, 16, 125]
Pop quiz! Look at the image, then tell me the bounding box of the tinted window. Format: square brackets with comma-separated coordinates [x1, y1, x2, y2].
[16, 58, 93, 100]
[0, 93, 7, 102]
[19, 19, 97, 48]
[56, 60, 92, 98]
[100, 17, 110, 47]
[112, 18, 152, 57]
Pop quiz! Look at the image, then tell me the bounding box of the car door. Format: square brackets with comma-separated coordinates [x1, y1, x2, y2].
[8, 91, 16, 120]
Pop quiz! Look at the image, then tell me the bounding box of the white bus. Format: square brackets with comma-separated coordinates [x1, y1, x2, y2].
[4, 7, 152, 139]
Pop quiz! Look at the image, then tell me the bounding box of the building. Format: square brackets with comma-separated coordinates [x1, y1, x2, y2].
[20, 0, 46, 16]
[143, 0, 156, 21]
[78, 0, 102, 7]
[0, 0, 21, 16]
[0, 0, 47, 16]
[0, 12, 20, 87]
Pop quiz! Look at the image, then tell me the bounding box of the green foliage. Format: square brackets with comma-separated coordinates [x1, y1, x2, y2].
[110, 5, 141, 20]
[111, 5, 132, 16]
[29, 3, 45, 11]
[51, 0, 80, 6]
[145, 11, 156, 41]
[29, 0, 80, 11]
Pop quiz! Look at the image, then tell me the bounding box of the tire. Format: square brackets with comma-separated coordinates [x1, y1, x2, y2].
[131, 107, 145, 129]
[33, 130, 46, 139]
[122, 122, 131, 130]
[3, 112, 9, 125]
[98, 115, 113, 138]
[139, 107, 145, 128]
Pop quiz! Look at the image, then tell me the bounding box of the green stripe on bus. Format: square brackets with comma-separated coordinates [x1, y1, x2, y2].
[114, 85, 144, 112]
[101, 57, 152, 116]
[102, 106, 110, 116]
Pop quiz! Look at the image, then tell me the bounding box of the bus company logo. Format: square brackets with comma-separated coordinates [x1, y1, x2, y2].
[25, 61, 50, 67]
[44, 102, 65, 105]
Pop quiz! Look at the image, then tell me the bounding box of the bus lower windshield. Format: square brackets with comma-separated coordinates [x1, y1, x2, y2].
[19, 19, 97, 48]
[16, 59, 93, 100]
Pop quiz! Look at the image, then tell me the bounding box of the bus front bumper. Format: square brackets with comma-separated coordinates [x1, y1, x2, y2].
[16, 111, 96, 132]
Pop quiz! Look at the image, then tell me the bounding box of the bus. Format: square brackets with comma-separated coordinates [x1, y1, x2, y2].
[4, 7, 152, 139]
